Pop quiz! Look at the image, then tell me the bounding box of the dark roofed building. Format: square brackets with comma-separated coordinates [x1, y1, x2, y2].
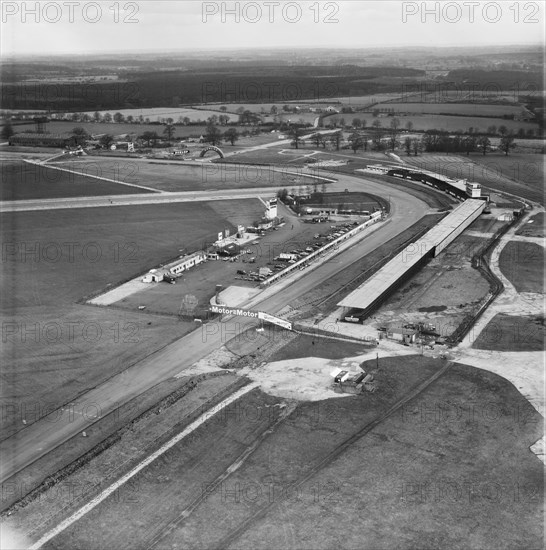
[8, 133, 84, 148]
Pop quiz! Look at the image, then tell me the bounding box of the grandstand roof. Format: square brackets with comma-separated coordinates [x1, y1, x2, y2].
[337, 200, 485, 311]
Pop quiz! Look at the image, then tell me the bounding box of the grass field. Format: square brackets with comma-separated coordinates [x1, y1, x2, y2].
[20, 356, 543, 549]
[78, 107, 226, 122]
[323, 113, 539, 134]
[375, 102, 526, 117]
[12, 120, 248, 139]
[61, 157, 313, 192]
[473, 314, 545, 352]
[516, 212, 545, 238]
[304, 192, 385, 211]
[0, 200, 261, 431]
[499, 241, 545, 293]
[0, 160, 153, 201]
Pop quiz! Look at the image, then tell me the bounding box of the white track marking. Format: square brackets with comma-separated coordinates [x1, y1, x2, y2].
[28, 382, 259, 550]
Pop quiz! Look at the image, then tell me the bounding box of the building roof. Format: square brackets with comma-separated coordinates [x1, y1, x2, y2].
[337, 200, 485, 311]
[11, 133, 75, 140]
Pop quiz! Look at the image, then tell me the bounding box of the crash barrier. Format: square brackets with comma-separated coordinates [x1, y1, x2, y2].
[260, 211, 383, 287]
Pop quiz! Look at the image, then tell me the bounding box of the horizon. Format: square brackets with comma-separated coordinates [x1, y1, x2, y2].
[1, 1, 544, 56]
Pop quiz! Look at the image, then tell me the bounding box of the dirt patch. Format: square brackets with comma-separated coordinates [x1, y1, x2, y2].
[499, 241, 545, 294]
[418, 305, 447, 312]
[472, 314, 545, 352]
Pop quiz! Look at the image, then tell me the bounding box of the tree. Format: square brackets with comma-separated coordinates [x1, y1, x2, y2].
[236, 106, 245, 115]
[330, 131, 342, 151]
[372, 119, 384, 150]
[288, 126, 303, 149]
[339, 117, 346, 128]
[404, 136, 412, 156]
[405, 121, 414, 132]
[126, 115, 134, 123]
[486, 125, 497, 135]
[205, 124, 222, 146]
[352, 118, 362, 129]
[412, 139, 422, 156]
[463, 136, 476, 156]
[140, 131, 159, 146]
[218, 114, 230, 125]
[349, 132, 363, 154]
[277, 188, 288, 202]
[372, 108, 380, 117]
[1, 120, 15, 140]
[71, 127, 88, 137]
[361, 119, 367, 129]
[498, 125, 508, 136]
[477, 136, 491, 156]
[499, 132, 516, 156]
[207, 115, 218, 125]
[309, 133, 322, 148]
[99, 134, 114, 149]
[163, 123, 175, 142]
[93, 111, 101, 122]
[388, 117, 401, 150]
[223, 128, 239, 146]
[182, 117, 191, 126]
[103, 113, 112, 123]
[270, 105, 278, 115]
[220, 106, 227, 112]
[113, 112, 124, 123]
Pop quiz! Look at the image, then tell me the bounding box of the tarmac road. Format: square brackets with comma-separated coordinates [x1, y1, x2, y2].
[0, 169, 430, 484]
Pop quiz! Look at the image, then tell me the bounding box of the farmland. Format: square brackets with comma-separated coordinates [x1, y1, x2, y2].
[373, 102, 528, 117]
[79, 107, 230, 122]
[11, 121, 248, 139]
[15, 356, 543, 549]
[0, 160, 153, 201]
[323, 113, 538, 134]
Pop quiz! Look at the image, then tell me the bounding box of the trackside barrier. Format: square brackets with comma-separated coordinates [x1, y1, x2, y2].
[260, 211, 383, 287]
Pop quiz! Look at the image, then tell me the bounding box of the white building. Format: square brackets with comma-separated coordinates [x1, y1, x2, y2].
[169, 251, 206, 275]
[465, 182, 482, 198]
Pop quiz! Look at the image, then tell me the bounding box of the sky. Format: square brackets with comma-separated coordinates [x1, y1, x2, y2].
[1, 0, 545, 55]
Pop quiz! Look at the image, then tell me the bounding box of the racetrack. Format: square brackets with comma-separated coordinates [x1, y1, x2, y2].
[0, 169, 431, 483]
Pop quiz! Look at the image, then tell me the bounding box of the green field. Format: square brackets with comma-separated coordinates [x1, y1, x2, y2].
[0, 160, 153, 200]
[473, 314, 545, 352]
[499, 241, 545, 293]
